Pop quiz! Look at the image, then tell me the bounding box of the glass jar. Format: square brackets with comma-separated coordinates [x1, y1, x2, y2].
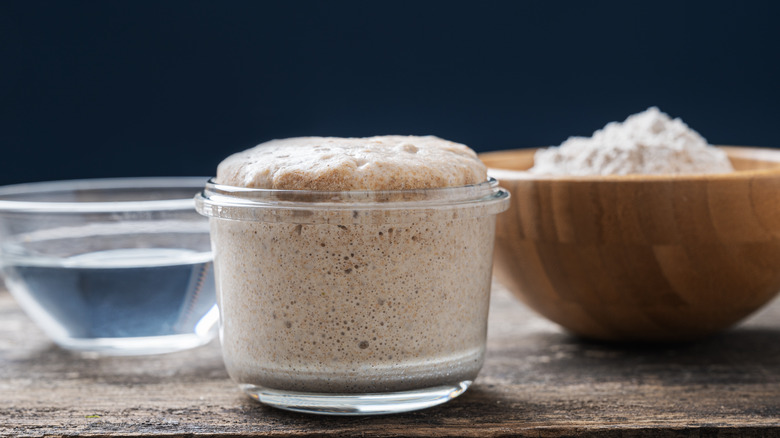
[196, 177, 509, 415]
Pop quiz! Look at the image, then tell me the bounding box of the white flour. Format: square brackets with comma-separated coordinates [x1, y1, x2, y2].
[529, 107, 734, 175]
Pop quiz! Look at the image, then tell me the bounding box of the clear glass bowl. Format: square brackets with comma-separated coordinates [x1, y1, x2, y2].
[0, 177, 218, 355]
[196, 178, 509, 415]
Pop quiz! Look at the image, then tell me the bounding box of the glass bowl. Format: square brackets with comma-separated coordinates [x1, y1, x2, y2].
[0, 177, 218, 355]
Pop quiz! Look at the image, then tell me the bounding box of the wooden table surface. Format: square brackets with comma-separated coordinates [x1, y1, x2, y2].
[2, 281, 780, 437]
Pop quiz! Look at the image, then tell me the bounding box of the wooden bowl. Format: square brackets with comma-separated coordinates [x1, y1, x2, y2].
[480, 146, 780, 342]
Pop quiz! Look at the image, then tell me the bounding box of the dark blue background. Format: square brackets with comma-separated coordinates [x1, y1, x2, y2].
[1, 1, 779, 185]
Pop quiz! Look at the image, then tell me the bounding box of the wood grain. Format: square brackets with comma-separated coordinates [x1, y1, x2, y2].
[2, 282, 780, 437]
[480, 147, 780, 341]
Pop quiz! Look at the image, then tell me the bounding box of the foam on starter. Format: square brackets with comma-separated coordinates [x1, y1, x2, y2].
[216, 135, 486, 190]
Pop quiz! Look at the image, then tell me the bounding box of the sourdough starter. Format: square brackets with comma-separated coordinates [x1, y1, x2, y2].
[205, 136, 506, 393]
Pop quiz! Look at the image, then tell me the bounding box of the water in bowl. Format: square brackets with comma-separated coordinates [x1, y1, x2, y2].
[1, 228, 218, 355]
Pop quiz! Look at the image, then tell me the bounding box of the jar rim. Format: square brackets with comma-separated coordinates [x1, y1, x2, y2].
[196, 177, 510, 224]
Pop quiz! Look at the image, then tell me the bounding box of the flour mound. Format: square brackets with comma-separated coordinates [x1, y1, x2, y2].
[530, 107, 734, 176]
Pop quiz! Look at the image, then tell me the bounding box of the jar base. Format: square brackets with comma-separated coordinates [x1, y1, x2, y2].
[240, 380, 472, 415]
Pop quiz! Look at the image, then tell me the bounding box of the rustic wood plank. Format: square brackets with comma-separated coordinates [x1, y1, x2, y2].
[2, 281, 780, 437]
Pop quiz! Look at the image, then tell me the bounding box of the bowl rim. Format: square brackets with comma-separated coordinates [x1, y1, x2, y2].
[481, 145, 780, 182]
[0, 177, 209, 213]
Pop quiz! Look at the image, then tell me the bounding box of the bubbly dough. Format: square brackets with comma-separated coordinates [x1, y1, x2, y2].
[215, 216, 496, 393]
[208, 134, 500, 394]
[216, 135, 487, 190]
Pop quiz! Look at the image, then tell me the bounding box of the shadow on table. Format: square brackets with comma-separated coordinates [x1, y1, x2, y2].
[490, 326, 780, 386]
[227, 385, 516, 428]
[6, 338, 228, 385]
